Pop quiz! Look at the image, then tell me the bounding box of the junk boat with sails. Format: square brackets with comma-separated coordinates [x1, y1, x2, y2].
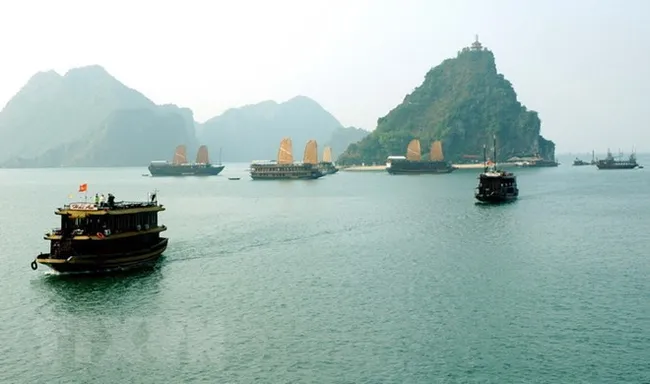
[148, 145, 225, 176]
[386, 139, 455, 175]
[31, 187, 168, 274]
[250, 137, 324, 180]
[475, 136, 519, 204]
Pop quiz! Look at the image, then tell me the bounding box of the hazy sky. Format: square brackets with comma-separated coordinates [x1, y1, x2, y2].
[0, 0, 647, 153]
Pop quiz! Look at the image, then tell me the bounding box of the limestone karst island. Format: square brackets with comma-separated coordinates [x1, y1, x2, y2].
[337, 37, 556, 169]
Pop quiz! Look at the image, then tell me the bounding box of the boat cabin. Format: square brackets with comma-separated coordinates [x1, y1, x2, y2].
[49, 199, 165, 240]
[476, 171, 518, 196]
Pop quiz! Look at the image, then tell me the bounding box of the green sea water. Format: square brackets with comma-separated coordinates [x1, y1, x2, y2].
[1, 157, 650, 383]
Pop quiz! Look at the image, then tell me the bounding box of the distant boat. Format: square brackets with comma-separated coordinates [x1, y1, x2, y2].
[596, 149, 639, 170]
[148, 145, 225, 177]
[574, 150, 596, 166]
[475, 136, 518, 204]
[573, 158, 589, 166]
[516, 157, 559, 167]
[228, 177, 240, 180]
[250, 138, 324, 180]
[317, 146, 339, 175]
[386, 139, 455, 175]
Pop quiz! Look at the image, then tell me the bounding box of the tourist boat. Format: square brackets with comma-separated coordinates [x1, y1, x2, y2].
[475, 136, 519, 204]
[148, 144, 225, 177]
[250, 138, 324, 180]
[31, 189, 168, 274]
[386, 139, 455, 175]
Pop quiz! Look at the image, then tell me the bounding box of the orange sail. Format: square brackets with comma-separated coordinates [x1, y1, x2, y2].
[78, 183, 87, 192]
[303, 140, 318, 164]
[277, 137, 294, 164]
[322, 146, 333, 163]
[406, 139, 421, 161]
[195, 145, 209, 164]
[172, 145, 187, 164]
[429, 140, 444, 161]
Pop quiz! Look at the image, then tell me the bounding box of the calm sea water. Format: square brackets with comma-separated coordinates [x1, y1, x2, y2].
[1, 156, 650, 383]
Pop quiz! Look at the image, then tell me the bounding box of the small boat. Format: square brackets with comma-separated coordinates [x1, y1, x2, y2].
[228, 177, 240, 180]
[574, 150, 596, 166]
[31, 189, 168, 274]
[475, 136, 519, 204]
[573, 158, 589, 166]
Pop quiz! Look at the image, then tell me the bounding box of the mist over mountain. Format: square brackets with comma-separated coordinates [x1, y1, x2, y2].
[0, 66, 366, 167]
[199, 96, 368, 162]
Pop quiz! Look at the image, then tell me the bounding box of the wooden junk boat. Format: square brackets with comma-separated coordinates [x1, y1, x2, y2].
[148, 144, 225, 177]
[250, 138, 325, 180]
[31, 189, 168, 274]
[386, 139, 455, 174]
[475, 136, 519, 204]
[317, 146, 339, 175]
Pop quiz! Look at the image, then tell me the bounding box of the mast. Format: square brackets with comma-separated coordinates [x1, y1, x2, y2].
[483, 144, 488, 173]
[218, 147, 222, 165]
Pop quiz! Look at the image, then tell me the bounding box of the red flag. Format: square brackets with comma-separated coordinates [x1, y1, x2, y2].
[78, 183, 88, 192]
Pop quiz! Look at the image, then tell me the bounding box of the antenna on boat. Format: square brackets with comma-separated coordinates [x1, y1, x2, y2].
[219, 147, 222, 166]
[493, 134, 497, 169]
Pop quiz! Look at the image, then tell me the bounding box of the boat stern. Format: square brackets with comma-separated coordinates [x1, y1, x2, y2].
[32, 253, 68, 272]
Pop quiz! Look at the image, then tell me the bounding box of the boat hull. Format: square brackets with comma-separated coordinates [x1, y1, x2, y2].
[596, 164, 638, 170]
[474, 194, 518, 204]
[34, 238, 168, 274]
[148, 164, 225, 177]
[387, 168, 455, 175]
[250, 173, 324, 180]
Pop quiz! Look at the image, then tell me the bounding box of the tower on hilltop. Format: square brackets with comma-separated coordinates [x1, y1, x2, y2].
[470, 35, 483, 51]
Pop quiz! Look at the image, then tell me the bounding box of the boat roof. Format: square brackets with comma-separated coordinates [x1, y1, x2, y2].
[387, 156, 407, 160]
[251, 160, 310, 166]
[480, 170, 515, 178]
[57, 201, 164, 217]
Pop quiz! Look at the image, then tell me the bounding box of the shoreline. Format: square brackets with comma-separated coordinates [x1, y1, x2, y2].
[341, 163, 519, 172]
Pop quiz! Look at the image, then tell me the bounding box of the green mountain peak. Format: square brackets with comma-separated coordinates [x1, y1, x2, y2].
[338, 38, 555, 165]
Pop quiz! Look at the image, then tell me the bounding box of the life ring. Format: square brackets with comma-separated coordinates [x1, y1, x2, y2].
[31, 260, 38, 270]
[96, 232, 105, 239]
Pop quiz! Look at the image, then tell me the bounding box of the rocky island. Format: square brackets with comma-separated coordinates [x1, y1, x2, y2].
[337, 37, 555, 166]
